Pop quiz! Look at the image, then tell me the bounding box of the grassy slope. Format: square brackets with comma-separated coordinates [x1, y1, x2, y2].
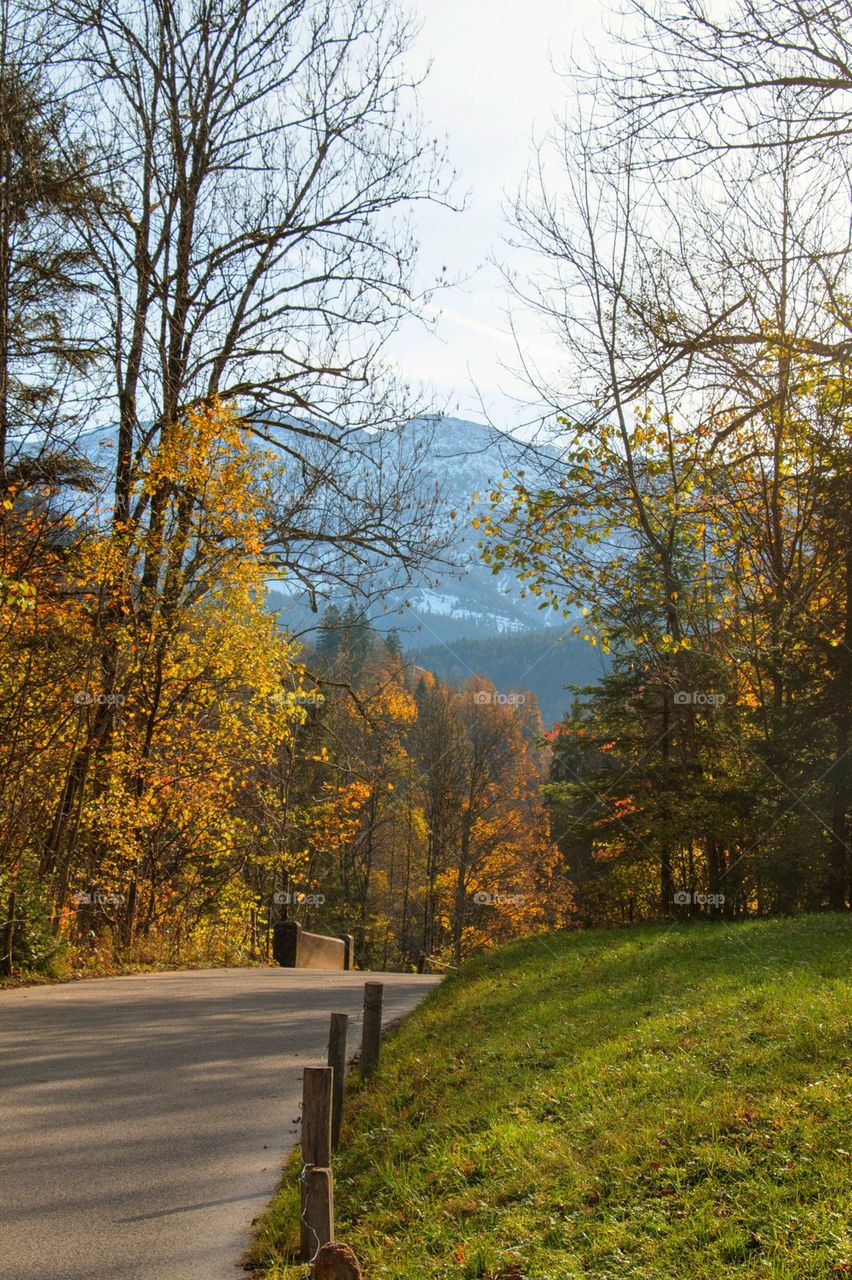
[250, 917, 852, 1279]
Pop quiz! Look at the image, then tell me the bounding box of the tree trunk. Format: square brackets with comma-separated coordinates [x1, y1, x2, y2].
[828, 536, 852, 910]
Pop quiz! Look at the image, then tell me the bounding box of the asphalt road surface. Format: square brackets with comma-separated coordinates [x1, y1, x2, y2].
[0, 967, 440, 1280]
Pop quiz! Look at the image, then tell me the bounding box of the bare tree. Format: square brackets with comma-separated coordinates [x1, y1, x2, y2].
[49, 0, 450, 530]
[606, 0, 852, 159]
[580, 0, 852, 395]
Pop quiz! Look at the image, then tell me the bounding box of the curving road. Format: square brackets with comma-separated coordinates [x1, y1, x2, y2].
[0, 967, 439, 1280]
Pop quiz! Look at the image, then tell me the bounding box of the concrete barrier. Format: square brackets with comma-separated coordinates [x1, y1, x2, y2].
[272, 920, 356, 970]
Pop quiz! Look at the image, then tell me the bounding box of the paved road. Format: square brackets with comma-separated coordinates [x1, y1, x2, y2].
[0, 968, 439, 1280]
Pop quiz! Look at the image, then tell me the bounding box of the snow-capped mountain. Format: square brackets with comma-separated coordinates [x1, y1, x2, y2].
[271, 415, 564, 646]
[72, 411, 565, 646]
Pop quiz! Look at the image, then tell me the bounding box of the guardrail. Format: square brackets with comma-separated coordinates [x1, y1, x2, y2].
[272, 920, 356, 971]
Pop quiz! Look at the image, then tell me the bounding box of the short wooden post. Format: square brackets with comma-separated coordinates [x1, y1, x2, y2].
[327, 1013, 348, 1151]
[360, 980, 383, 1079]
[300, 1066, 334, 1262]
[302, 1167, 334, 1263]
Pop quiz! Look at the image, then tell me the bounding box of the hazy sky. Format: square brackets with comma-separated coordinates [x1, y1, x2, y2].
[388, 0, 606, 431]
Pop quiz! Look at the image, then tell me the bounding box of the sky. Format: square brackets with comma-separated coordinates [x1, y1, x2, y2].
[388, 0, 606, 432]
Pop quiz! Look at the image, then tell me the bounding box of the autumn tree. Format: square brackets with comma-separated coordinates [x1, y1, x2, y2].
[484, 0, 852, 919]
[26, 0, 452, 892]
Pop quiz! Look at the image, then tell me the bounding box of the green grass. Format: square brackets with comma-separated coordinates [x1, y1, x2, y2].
[249, 916, 852, 1279]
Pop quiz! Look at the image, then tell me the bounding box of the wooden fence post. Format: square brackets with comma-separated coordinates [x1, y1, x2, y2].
[303, 1168, 334, 1264]
[327, 1013, 348, 1151]
[360, 981, 383, 1079]
[300, 1065, 334, 1262]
